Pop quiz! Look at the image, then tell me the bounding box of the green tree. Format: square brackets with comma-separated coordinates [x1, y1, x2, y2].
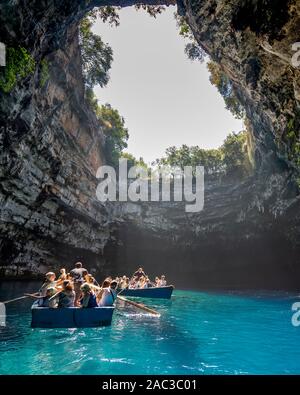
[97, 104, 129, 167]
[175, 13, 207, 62]
[174, 13, 244, 119]
[0, 47, 35, 93]
[85, 88, 99, 113]
[89, 7, 121, 27]
[207, 61, 245, 119]
[79, 17, 113, 90]
[120, 152, 149, 171]
[221, 131, 249, 176]
[120, 152, 138, 169]
[154, 145, 223, 175]
[154, 131, 250, 178]
[89, 5, 167, 24]
[80, 6, 169, 110]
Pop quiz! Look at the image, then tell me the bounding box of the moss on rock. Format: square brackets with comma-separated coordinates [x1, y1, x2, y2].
[0, 46, 35, 93]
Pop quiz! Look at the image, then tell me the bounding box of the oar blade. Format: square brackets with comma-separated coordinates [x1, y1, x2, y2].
[117, 295, 160, 317]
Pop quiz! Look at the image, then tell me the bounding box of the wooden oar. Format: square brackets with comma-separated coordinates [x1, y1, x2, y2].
[117, 295, 160, 316]
[1, 291, 40, 304]
[1, 295, 30, 304]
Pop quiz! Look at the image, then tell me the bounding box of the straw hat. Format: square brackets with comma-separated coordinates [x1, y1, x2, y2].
[45, 272, 55, 280]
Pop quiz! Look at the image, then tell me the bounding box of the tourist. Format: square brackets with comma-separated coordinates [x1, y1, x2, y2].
[39, 272, 57, 296]
[80, 283, 98, 308]
[96, 279, 110, 304]
[24, 287, 58, 308]
[54, 280, 75, 308]
[85, 273, 100, 287]
[137, 276, 146, 289]
[56, 268, 67, 286]
[154, 276, 160, 287]
[160, 275, 167, 286]
[143, 277, 153, 288]
[70, 262, 88, 305]
[129, 276, 138, 289]
[98, 280, 117, 307]
[119, 276, 129, 289]
[132, 267, 146, 280]
[84, 274, 102, 299]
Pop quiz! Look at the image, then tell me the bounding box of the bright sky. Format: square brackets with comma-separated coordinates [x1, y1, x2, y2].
[93, 7, 243, 164]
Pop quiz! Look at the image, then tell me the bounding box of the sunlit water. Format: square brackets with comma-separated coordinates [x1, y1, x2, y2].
[0, 282, 299, 374]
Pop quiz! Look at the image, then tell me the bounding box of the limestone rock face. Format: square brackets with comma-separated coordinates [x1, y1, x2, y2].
[109, 175, 300, 289]
[0, 8, 111, 277]
[184, 0, 300, 177]
[0, 1, 299, 289]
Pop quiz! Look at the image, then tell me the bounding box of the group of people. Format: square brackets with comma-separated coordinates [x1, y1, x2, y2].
[26, 262, 117, 309]
[118, 268, 167, 290]
[26, 264, 168, 309]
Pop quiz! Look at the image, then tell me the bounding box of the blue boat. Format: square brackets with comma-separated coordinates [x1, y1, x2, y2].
[118, 285, 174, 299]
[31, 302, 114, 328]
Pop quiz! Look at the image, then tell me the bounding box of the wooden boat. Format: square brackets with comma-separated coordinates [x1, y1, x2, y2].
[118, 285, 174, 299]
[31, 302, 114, 328]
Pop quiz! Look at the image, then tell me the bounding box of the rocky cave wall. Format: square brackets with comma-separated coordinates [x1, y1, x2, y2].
[0, 0, 299, 288]
[0, 2, 115, 277]
[184, 0, 300, 179]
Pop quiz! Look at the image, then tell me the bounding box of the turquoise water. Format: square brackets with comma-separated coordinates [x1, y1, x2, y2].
[0, 282, 299, 374]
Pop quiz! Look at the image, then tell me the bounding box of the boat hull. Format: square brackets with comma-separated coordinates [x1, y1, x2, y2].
[118, 285, 174, 299]
[31, 303, 114, 328]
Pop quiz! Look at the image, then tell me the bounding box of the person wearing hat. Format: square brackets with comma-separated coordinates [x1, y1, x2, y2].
[39, 272, 57, 297]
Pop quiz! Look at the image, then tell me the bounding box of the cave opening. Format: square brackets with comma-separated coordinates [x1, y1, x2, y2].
[91, 6, 244, 165]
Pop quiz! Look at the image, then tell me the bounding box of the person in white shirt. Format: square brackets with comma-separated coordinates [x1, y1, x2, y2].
[39, 272, 57, 296]
[98, 280, 117, 307]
